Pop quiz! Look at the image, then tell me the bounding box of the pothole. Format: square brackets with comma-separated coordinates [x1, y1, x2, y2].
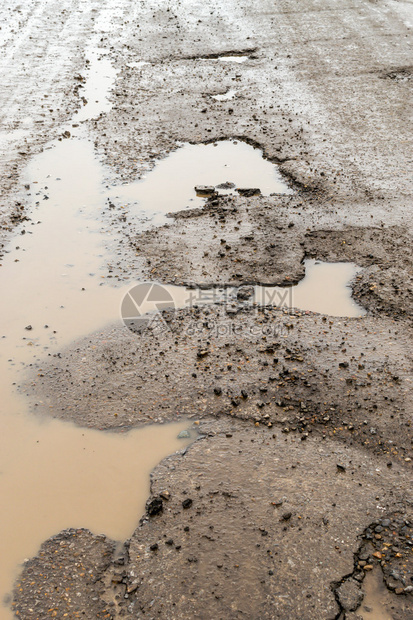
[278, 259, 364, 318]
[109, 139, 292, 224]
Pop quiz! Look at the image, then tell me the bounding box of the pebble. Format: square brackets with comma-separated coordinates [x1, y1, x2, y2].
[237, 188, 261, 197]
[147, 498, 163, 516]
[194, 185, 215, 194]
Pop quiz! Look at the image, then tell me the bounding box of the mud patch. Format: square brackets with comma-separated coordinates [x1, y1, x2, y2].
[334, 515, 413, 619]
[25, 304, 413, 464]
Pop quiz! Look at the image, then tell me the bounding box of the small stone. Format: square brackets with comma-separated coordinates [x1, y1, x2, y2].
[280, 511, 292, 521]
[363, 564, 374, 571]
[127, 582, 139, 594]
[25, 325, 33, 330]
[195, 185, 215, 195]
[147, 498, 163, 516]
[237, 188, 261, 197]
[150, 543, 159, 551]
[177, 430, 190, 439]
[182, 498, 193, 509]
[215, 181, 236, 189]
[237, 286, 254, 301]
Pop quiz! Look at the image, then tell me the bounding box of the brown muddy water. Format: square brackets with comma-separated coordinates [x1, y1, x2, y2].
[257, 259, 365, 317]
[72, 48, 117, 123]
[0, 50, 365, 618]
[0, 138, 193, 617]
[108, 139, 293, 225]
[358, 569, 394, 620]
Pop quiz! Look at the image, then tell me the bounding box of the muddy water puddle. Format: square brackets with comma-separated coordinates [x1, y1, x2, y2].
[0, 138, 121, 351]
[72, 48, 117, 123]
[0, 137, 193, 616]
[256, 259, 365, 318]
[0, 402, 192, 616]
[0, 131, 364, 615]
[109, 140, 292, 222]
[358, 569, 394, 620]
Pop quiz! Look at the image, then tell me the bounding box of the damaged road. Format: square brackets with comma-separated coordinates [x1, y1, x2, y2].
[0, 0, 412, 618]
